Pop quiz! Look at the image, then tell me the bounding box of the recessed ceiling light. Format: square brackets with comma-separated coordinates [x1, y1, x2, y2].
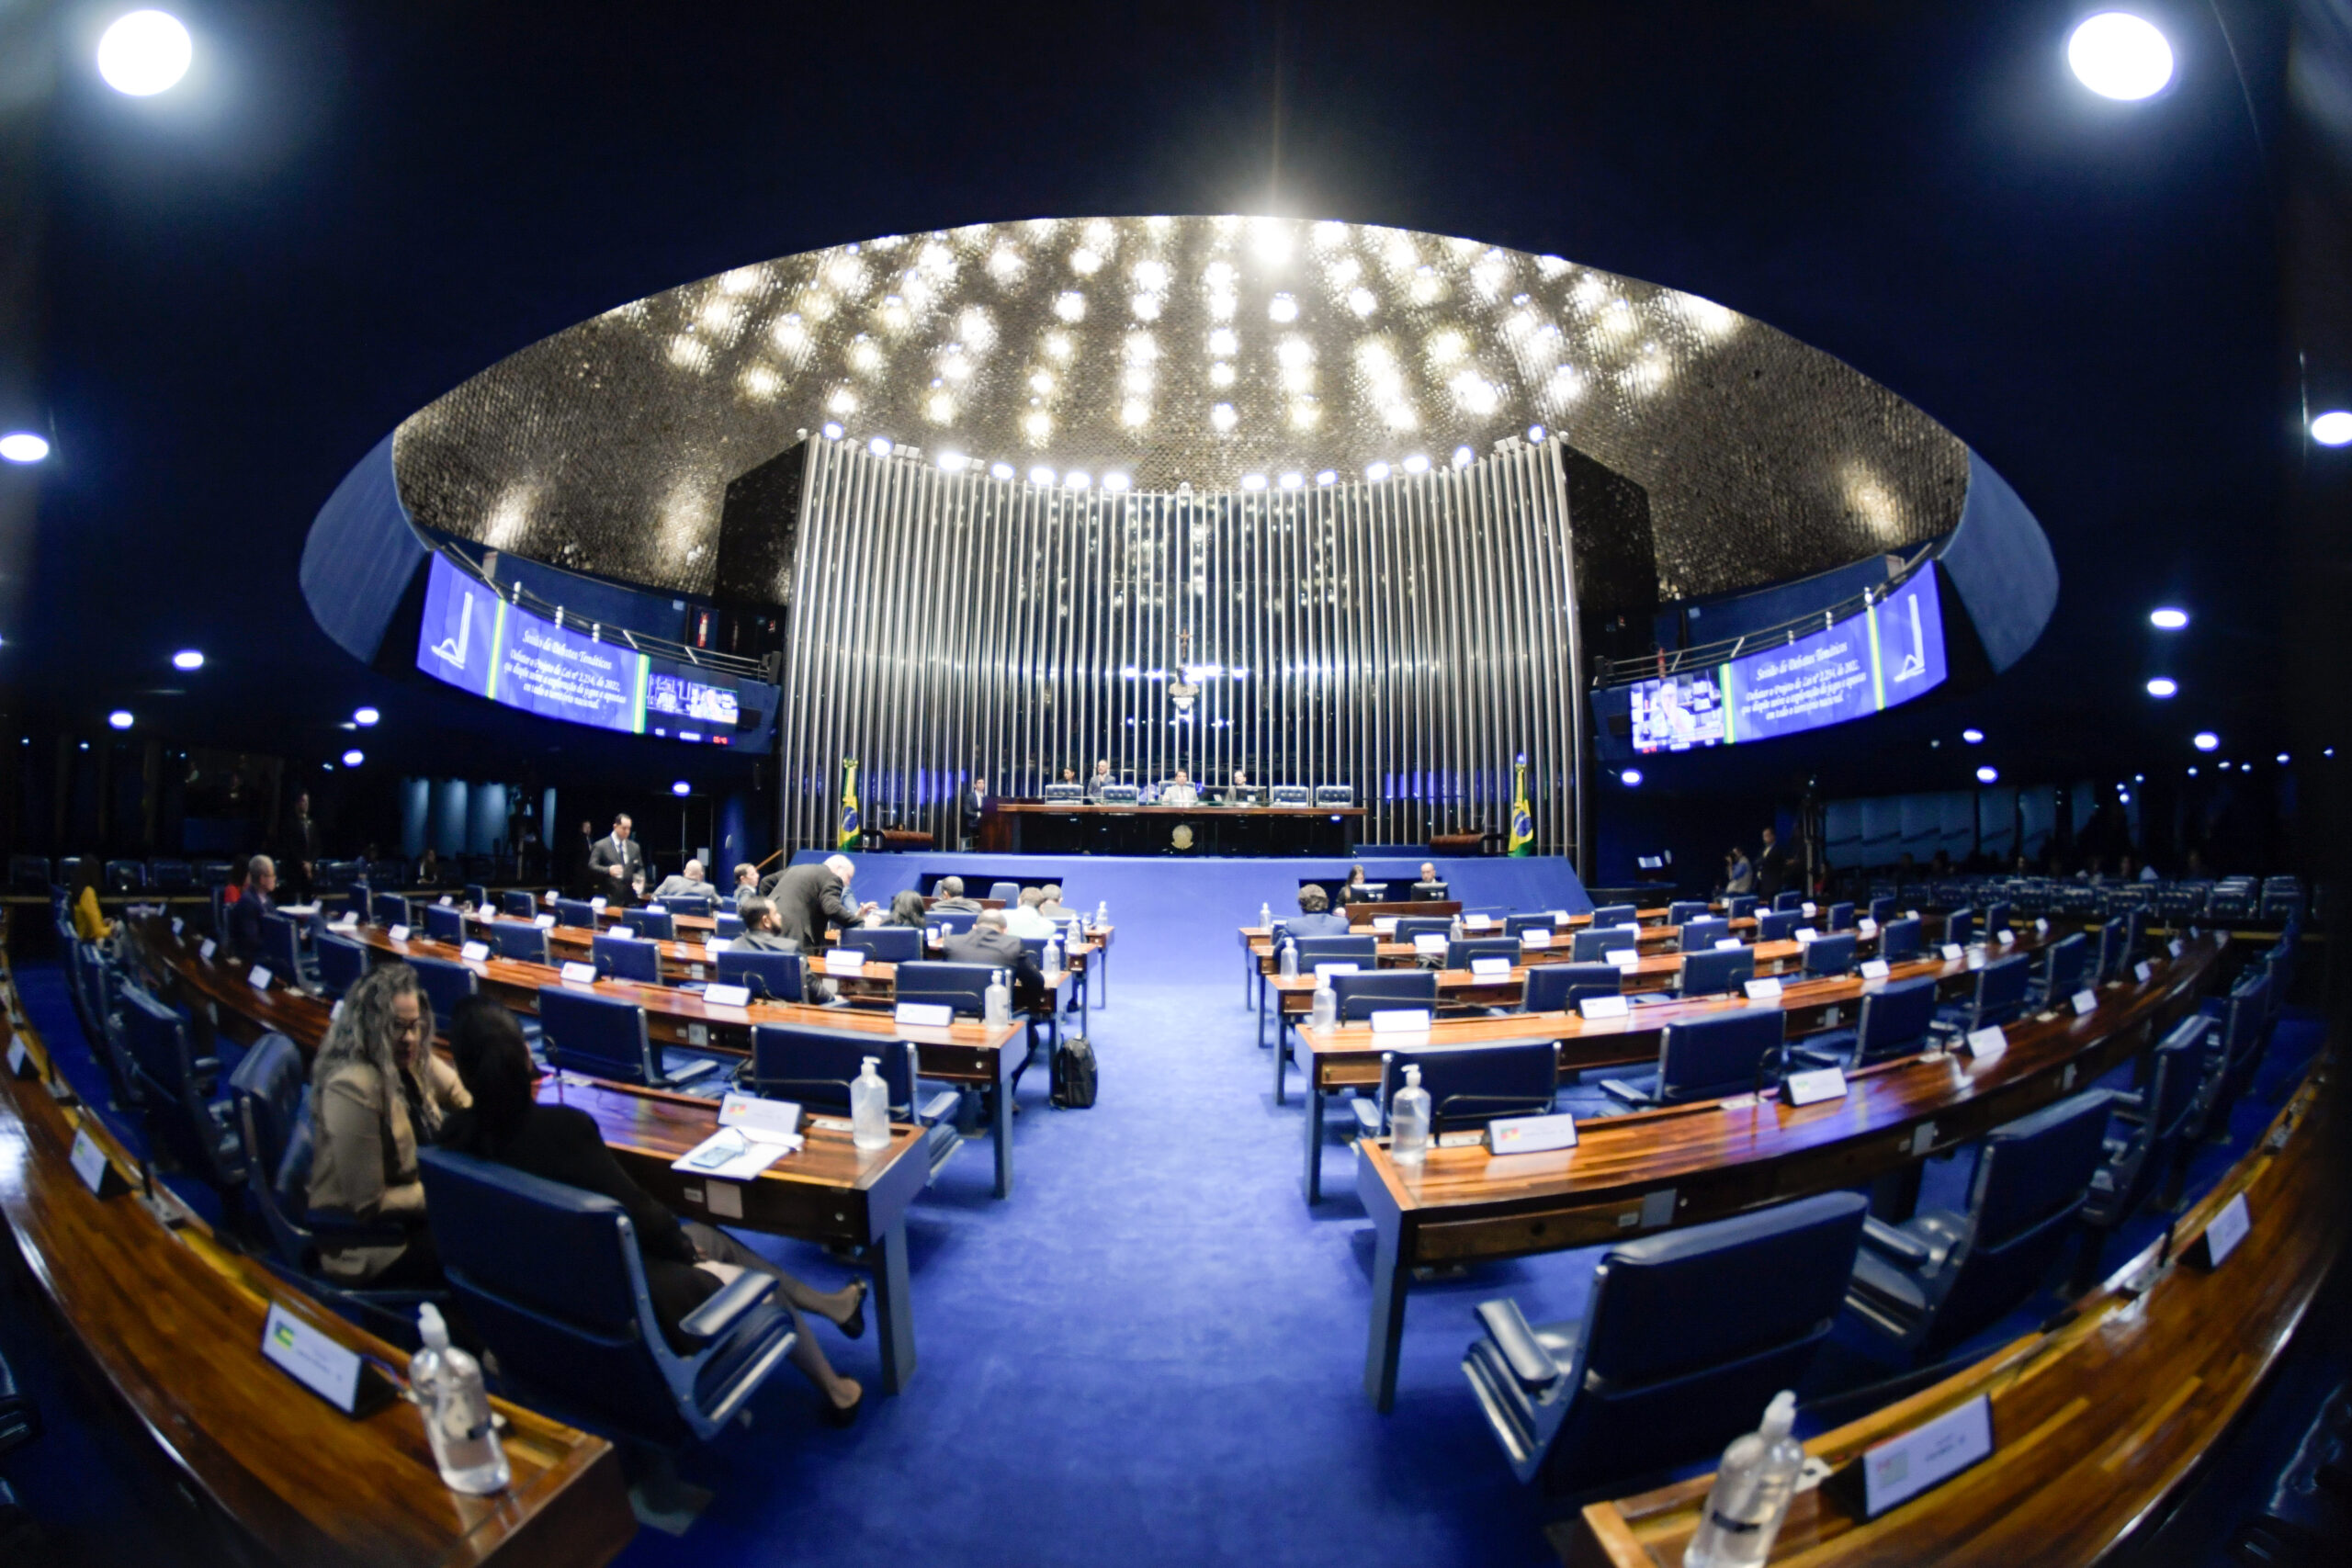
[1975, 765, 1999, 784]
[2145, 676, 2177, 697]
[1962, 728, 1984, 744]
[2312, 411, 2352, 446]
[1620, 769, 1643, 786]
[2149, 607, 2188, 630]
[672, 781, 691, 796]
[354, 707, 379, 726]
[2067, 12, 2174, 101]
[171, 649, 204, 671]
[820, 422, 843, 440]
[107, 711, 132, 729]
[97, 10, 193, 96]
[0, 433, 51, 464]
[2193, 731, 2219, 751]
[342, 749, 365, 767]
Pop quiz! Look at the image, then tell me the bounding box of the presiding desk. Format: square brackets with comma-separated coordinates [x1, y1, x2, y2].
[123, 919, 943, 1389]
[1567, 1056, 2339, 1568]
[981, 799, 1364, 856]
[1351, 935, 2223, 1410]
[0, 948, 636, 1565]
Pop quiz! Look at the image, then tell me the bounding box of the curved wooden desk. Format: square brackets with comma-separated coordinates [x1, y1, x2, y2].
[1354, 936, 2225, 1410]
[0, 952, 634, 1566]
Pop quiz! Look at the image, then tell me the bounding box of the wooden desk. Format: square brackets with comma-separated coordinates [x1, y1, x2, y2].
[990, 800, 1365, 855]
[1566, 1056, 2339, 1568]
[1351, 937, 2222, 1410]
[0, 954, 636, 1565]
[120, 920, 949, 1384]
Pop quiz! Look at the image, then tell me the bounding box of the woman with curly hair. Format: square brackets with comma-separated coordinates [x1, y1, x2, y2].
[305, 961, 470, 1288]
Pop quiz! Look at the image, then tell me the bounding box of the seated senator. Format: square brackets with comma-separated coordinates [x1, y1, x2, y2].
[1411, 861, 1450, 899]
[1283, 884, 1352, 939]
[1159, 769, 1200, 808]
[225, 853, 280, 963]
[437, 997, 870, 1424]
[929, 876, 981, 914]
[648, 858, 712, 903]
[1340, 864, 1384, 904]
[943, 908, 1046, 1011]
[305, 963, 469, 1288]
[887, 889, 929, 928]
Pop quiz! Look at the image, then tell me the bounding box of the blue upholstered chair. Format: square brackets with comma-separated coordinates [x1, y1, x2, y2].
[1772, 891, 1804, 912]
[258, 913, 314, 988]
[553, 897, 598, 930]
[1826, 901, 1856, 933]
[1569, 926, 1640, 963]
[1754, 909, 1800, 943]
[407, 953, 479, 1026]
[2033, 933, 2090, 1007]
[105, 859, 147, 893]
[417, 1146, 799, 1448]
[621, 908, 675, 942]
[1295, 934, 1378, 970]
[714, 948, 805, 1002]
[463, 882, 490, 910]
[1447, 936, 1522, 970]
[1349, 1040, 1558, 1138]
[1802, 931, 1858, 978]
[2088, 918, 2131, 984]
[1935, 953, 2032, 1034]
[1395, 916, 1453, 942]
[1877, 915, 1924, 963]
[500, 890, 537, 919]
[1868, 896, 1899, 925]
[1791, 974, 1939, 1071]
[120, 982, 243, 1192]
[1463, 1191, 1868, 1491]
[536, 986, 719, 1089]
[489, 920, 550, 964]
[423, 902, 467, 945]
[746, 1029, 960, 1178]
[1521, 963, 1624, 1013]
[1589, 903, 1638, 928]
[1678, 945, 1755, 998]
[663, 893, 716, 919]
[1725, 896, 1759, 921]
[715, 912, 746, 941]
[1666, 900, 1712, 928]
[314, 933, 369, 999]
[838, 926, 921, 964]
[1329, 969, 1438, 1024]
[2185, 971, 2272, 1142]
[373, 894, 411, 931]
[1980, 901, 2013, 937]
[2072, 1018, 2206, 1290]
[1504, 913, 1560, 939]
[591, 932, 662, 986]
[1943, 908, 1975, 948]
[926, 908, 978, 937]
[894, 961, 999, 1018]
[1679, 917, 1732, 952]
[1846, 1090, 2112, 1356]
[1600, 1007, 1785, 1110]
[986, 881, 1022, 905]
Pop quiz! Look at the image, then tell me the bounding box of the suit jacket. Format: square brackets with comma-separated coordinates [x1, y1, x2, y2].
[942, 927, 1044, 1009]
[762, 863, 860, 947]
[1084, 771, 1115, 801]
[648, 874, 708, 903]
[962, 786, 990, 832]
[227, 886, 277, 963]
[587, 835, 645, 893]
[1756, 841, 1789, 897]
[737, 928, 802, 954]
[930, 896, 981, 914]
[1278, 909, 1352, 940]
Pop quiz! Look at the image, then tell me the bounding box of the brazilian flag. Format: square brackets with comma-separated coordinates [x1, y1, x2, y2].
[1508, 754, 1534, 857]
[838, 759, 862, 850]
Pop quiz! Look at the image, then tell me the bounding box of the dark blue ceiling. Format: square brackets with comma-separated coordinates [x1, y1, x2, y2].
[1, 0, 2309, 803]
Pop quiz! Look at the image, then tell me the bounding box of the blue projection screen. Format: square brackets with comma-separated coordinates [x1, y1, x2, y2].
[417, 555, 649, 731]
[1627, 562, 1948, 751]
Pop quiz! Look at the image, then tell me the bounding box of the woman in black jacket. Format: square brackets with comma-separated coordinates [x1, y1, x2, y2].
[436, 998, 870, 1425]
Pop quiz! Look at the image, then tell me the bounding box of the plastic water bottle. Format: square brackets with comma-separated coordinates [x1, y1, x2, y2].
[1095, 899, 1108, 927]
[409, 1303, 509, 1495]
[1044, 938, 1064, 979]
[984, 968, 1012, 1024]
[1449, 913, 1464, 941]
[1390, 1064, 1430, 1166]
[1311, 976, 1338, 1031]
[1278, 939, 1299, 978]
[1260, 901, 1272, 931]
[851, 1055, 891, 1150]
[1683, 1392, 1804, 1568]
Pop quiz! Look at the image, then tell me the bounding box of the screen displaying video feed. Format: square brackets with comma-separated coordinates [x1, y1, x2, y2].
[647, 671, 741, 728]
[1630, 671, 1728, 753]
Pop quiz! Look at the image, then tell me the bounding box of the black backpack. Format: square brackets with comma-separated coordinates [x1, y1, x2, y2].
[1050, 1035, 1097, 1109]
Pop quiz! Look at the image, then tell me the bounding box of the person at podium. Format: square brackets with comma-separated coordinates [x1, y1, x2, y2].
[1411, 862, 1450, 900]
[1086, 758, 1114, 800]
[1223, 769, 1257, 806]
[1159, 769, 1200, 808]
[1340, 864, 1383, 905]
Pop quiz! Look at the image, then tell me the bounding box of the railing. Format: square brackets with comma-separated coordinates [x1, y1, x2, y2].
[1593, 542, 1939, 688]
[436, 542, 776, 682]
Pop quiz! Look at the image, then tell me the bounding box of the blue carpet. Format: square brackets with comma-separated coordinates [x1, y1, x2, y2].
[1, 893, 2325, 1565]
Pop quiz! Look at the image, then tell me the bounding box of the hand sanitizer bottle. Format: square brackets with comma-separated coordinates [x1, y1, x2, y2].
[1449, 913, 1464, 941]
[1095, 899, 1108, 927]
[1311, 976, 1338, 1031]
[410, 1304, 509, 1495]
[1278, 939, 1298, 978]
[851, 1055, 891, 1150]
[984, 968, 1012, 1024]
[1389, 1064, 1430, 1165]
[1260, 901, 1272, 930]
[1044, 938, 1064, 979]
[1683, 1391, 1804, 1568]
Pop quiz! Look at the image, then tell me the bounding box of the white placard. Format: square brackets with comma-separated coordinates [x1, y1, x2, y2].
[1783, 1066, 1849, 1106]
[261, 1302, 369, 1414]
[1370, 1008, 1435, 1033]
[2198, 1191, 2251, 1267]
[247, 964, 274, 992]
[199, 938, 217, 962]
[388, 924, 411, 942]
[2036, 918, 2050, 935]
[1714, 937, 1745, 951]
[534, 913, 557, 929]
[2169, 938, 2185, 958]
[1464, 914, 1493, 929]
[2134, 960, 2154, 983]
[1744, 977, 1784, 1001]
[70, 1127, 116, 1195]
[460, 941, 491, 963]
[1860, 1394, 1993, 1518]
[823, 949, 865, 975]
[1486, 1111, 1577, 1155]
[1604, 948, 1639, 968]
[591, 897, 608, 911]
[438, 896, 453, 907]
[703, 982, 752, 1009]
[1860, 958, 1892, 979]
[1550, 909, 1570, 922]
[895, 1001, 954, 1028]
[1906, 908, 1921, 921]
[560, 961, 598, 985]
[1940, 942, 1964, 962]
[1794, 927, 1820, 944]
[1965, 1026, 2007, 1061]
[644, 903, 666, 916]
[1412, 934, 1448, 955]
[1521, 928, 1552, 948]
[1997, 930, 2016, 946]
[2071, 988, 2099, 1017]
[1372, 917, 1399, 934]
[330, 914, 358, 931]
[171, 916, 185, 937]
[1858, 918, 1878, 938]
[1802, 901, 1817, 917]
[6, 1038, 28, 1077]
[1469, 956, 1513, 978]
[707, 936, 730, 953]
[1313, 962, 1361, 978]
[1578, 994, 1629, 1020]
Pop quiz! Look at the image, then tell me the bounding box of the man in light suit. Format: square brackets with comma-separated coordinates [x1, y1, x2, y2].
[587, 814, 647, 906]
[1085, 759, 1115, 800]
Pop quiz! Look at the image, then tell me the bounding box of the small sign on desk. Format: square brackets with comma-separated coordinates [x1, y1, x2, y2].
[1744, 977, 1783, 1001]
[895, 1001, 953, 1028]
[1605, 948, 1638, 969]
[2071, 988, 2099, 1017]
[823, 949, 865, 975]
[1370, 1008, 1434, 1034]
[70, 1127, 130, 1198]
[199, 938, 217, 962]
[389, 924, 411, 942]
[1469, 957, 1512, 978]
[1485, 1111, 1577, 1155]
[461, 941, 491, 963]
[1520, 928, 1551, 948]
[1714, 937, 1745, 951]
[1782, 1065, 1849, 1106]
[534, 913, 557, 929]
[7, 1037, 34, 1079]
[1965, 1026, 2007, 1061]
[261, 1302, 395, 1417]
[1579, 995, 1629, 1021]
[1314, 962, 1361, 978]
[704, 983, 752, 1010]
[1858, 918, 1878, 938]
[2170, 938, 2185, 958]
[2188, 1191, 2252, 1269]
[247, 965, 275, 992]
[1940, 942, 1964, 962]
[1860, 958, 1891, 979]
[1836, 1393, 1995, 1519]
[2134, 960, 2154, 983]
[560, 961, 597, 985]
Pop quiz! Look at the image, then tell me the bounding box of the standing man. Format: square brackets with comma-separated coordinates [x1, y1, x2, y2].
[587, 814, 646, 906]
[1755, 825, 1789, 899]
[763, 853, 876, 947]
[963, 773, 992, 852]
[281, 790, 321, 902]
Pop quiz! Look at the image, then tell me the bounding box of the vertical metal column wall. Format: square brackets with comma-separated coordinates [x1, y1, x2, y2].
[775, 437, 1582, 856]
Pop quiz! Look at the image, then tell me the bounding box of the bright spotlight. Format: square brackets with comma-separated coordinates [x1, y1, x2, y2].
[1620, 769, 1643, 787]
[672, 781, 691, 796]
[990, 462, 1014, 481]
[97, 10, 192, 96]
[1102, 472, 1131, 492]
[0, 433, 50, 464]
[2149, 606, 2188, 630]
[1028, 466, 1056, 487]
[2145, 676, 2177, 698]
[1279, 472, 1304, 490]
[1527, 424, 1546, 443]
[2277, 752, 2290, 765]
[1240, 474, 1267, 491]
[1365, 461, 1391, 482]
[354, 707, 379, 726]
[937, 451, 967, 473]
[1962, 728, 1984, 744]
[2311, 411, 2352, 446]
[820, 422, 843, 440]
[867, 436, 894, 457]
[1064, 470, 1091, 490]
[2067, 12, 2174, 101]
[1975, 765, 1999, 784]
[171, 649, 204, 671]
[107, 710, 133, 730]
[1451, 446, 1474, 468]
[1315, 470, 1338, 486]
[1402, 454, 1430, 475]
[342, 749, 365, 767]
[2193, 731, 2219, 751]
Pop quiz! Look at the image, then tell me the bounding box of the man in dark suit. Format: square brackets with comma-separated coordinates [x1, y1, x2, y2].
[279, 791, 321, 902]
[1084, 758, 1114, 800]
[227, 854, 278, 962]
[943, 908, 1044, 1011]
[930, 875, 981, 914]
[1410, 861, 1450, 900]
[961, 774, 991, 852]
[762, 853, 876, 947]
[587, 814, 646, 906]
[1280, 884, 1352, 940]
[1756, 825, 1789, 899]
